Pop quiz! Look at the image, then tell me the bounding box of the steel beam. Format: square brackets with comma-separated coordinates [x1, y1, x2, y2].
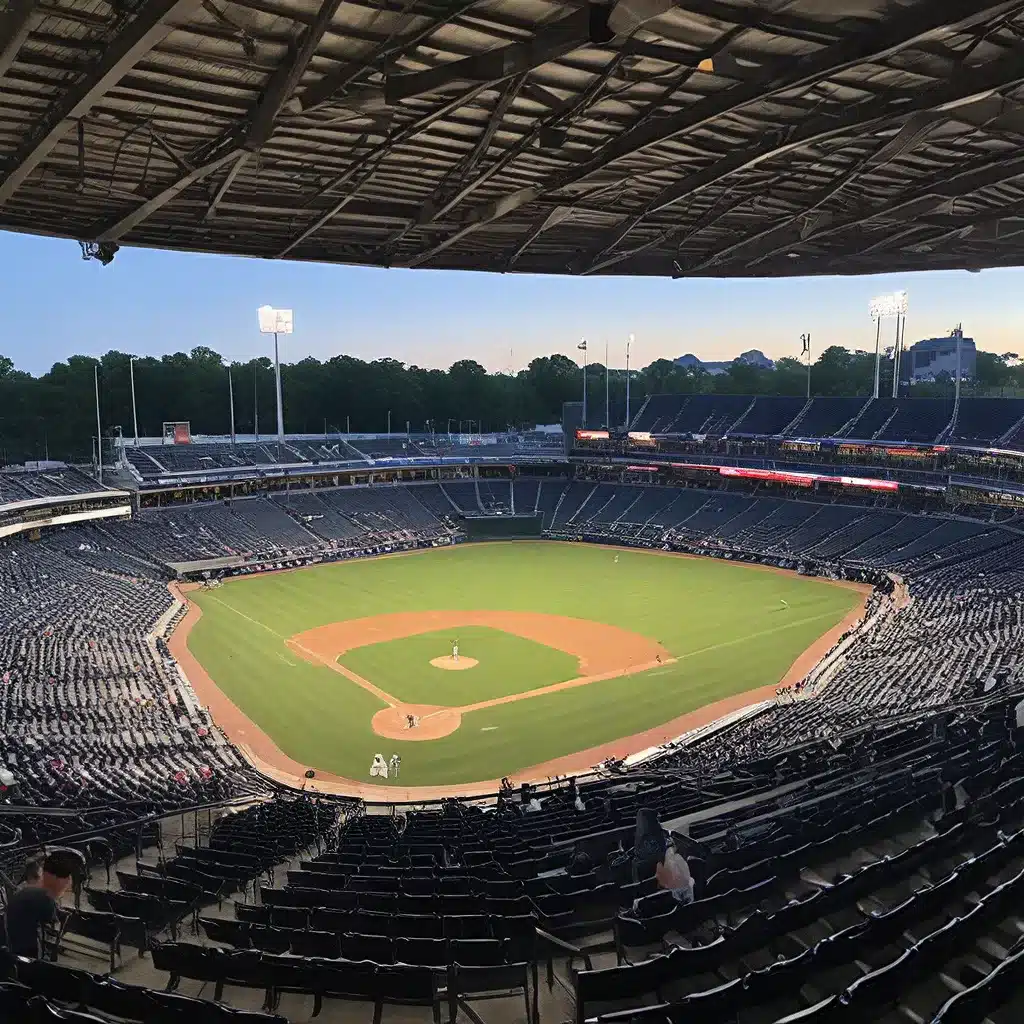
[292, 0, 481, 116]
[506, 205, 572, 267]
[583, 42, 1024, 273]
[0, 0, 39, 81]
[733, 151, 1024, 270]
[380, 75, 524, 252]
[88, 0, 343, 241]
[411, 0, 1024, 268]
[203, 152, 249, 222]
[245, 0, 343, 150]
[581, 2, 1024, 269]
[682, 112, 949, 274]
[383, 9, 589, 103]
[0, 0, 203, 207]
[395, 52, 632, 267]
[275, 82, 493, 258]
[93, 151, 240, 242]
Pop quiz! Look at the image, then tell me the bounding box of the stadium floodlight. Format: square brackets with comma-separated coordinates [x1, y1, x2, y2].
[869, 291, 908, 320]
[868, 291, 908, 399]
[257, 306, 293, 445]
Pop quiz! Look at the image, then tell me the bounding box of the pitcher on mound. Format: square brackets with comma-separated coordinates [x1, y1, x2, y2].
[451, 638, 459, 664]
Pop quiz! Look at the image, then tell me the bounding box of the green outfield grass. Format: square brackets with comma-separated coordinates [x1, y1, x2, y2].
[339, 626, 578, 705]
[186, 542, 861, 786]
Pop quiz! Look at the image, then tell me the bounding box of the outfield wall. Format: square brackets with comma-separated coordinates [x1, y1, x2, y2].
[460, 514, 543, 539]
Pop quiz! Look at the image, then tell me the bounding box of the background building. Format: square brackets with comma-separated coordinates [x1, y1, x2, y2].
[905, 330, 976, 382]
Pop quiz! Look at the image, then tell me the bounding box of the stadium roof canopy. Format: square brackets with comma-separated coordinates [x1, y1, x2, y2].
[4, 1, 1024, 278]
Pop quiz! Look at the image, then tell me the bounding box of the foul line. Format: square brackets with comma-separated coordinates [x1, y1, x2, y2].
[204, 594, 286, 639]
[204, 593, 400, 707]
[203, 593, 852, 720]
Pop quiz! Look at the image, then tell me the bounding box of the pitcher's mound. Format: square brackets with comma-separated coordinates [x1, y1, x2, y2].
[430, 656, 478, 671]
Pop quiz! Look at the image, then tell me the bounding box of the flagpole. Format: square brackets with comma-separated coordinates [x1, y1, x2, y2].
[802, 333, 812, 400]
[579, 339, 588, 427]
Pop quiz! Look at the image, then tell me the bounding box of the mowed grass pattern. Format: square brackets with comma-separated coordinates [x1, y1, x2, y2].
[339, 626, 579, 705]
[186, 542, 861, 785]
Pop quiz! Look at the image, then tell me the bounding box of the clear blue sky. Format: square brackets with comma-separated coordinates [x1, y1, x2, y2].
[1, 230, 1021, 376]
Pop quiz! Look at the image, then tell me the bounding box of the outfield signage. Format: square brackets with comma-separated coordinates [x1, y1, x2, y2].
[665, 461, 901, 491]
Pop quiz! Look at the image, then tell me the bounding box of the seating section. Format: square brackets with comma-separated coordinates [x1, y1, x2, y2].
[11, 695, 1023, 1024]
[873, 398, 955, 443]
[631, 394, 1024, 448]
[121, 434, 565, 481]
[6, 472, 1024, 1023]
[0, 467, 103, 504]
[783, 396, 868, 437]
[948, 397, 1024, 446]
[729, 396, 807, 436]
[0, 532, 268, 832]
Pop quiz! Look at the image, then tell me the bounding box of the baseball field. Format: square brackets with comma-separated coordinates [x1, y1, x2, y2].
[176, 542, 864, 789]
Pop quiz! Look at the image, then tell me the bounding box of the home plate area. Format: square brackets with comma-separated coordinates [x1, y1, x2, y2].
[287, 610, 672, 746]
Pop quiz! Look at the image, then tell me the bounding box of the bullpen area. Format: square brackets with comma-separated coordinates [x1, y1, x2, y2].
[172, 542, 865, 793]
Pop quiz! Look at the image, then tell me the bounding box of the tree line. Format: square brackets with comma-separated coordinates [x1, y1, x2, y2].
[1, 345, 1022, 466]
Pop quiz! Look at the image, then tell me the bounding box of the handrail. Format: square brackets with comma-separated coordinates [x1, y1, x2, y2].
[536, 926, 593, 972]
[0, 793, 274, 857]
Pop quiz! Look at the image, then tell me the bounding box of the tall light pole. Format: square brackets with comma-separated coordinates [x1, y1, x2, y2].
[254, 364, 259, 439]
[892, 313, 907, 399]
[228, 366, 236, 445]
[257, 305, 293, 447]
[869, 291, 907, 400]
[625, 333, 633, 428]
[129, 356, 139, 447]
[94, 364, 103, 485]
[578, 339, 588, 427]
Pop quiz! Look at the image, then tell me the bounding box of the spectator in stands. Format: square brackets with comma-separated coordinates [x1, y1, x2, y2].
[567, 845, 593, 877]
[2, 850, 77, 957]
[631, 808, 694, 905]
[631, 807, 666, 882]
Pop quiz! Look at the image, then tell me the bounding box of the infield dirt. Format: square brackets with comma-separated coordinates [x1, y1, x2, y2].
[166, 556, 870, 800]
